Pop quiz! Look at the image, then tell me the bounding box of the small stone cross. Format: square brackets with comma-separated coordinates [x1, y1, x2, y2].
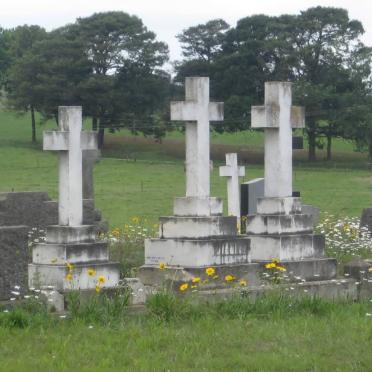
[171, 77, 223, 198]
[43, 107, 98, 226]
[219, 153, 245, 219]
[251, 82, 305, 198]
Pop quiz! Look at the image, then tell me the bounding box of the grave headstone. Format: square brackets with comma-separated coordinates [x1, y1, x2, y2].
[245, 82, 337, 281]
[29, 106, 119, 291]
[139, 78, 258, 287]
[240, 178, 264, 216]
[219, 153, 245, 221]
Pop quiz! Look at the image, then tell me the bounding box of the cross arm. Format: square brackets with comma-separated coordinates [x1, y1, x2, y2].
[43, 131, 69, 151]
[219, 166, 232, 177]
[170, 101, 198, 121]
[251, 105, 305, 128]
[81, 132, 98, 150]
[209, 102, 224, 121]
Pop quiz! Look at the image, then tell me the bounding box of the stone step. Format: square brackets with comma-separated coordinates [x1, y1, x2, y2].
[254, 257, 337, 282]
[173, 196, 223, 217]
[248, 233, 325, 261]
[28, 261, 120, 291]
[46, 225, 96, 244]
[145, 237, 251, 267]
[256, 197, 302, 215]
[246, 214, 313, 235]
[138, 262, 261, 286]
[32, 241, 109, 264]
[159, 216, 238, 239]
[190, 278, 357, 302]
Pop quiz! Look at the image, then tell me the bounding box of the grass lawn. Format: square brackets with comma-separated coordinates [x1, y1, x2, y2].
[1, 110, 372, 371]
[0, 297, 372, 371]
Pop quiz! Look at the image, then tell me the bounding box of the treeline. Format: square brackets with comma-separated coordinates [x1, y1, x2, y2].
[1, 7, 372, 160]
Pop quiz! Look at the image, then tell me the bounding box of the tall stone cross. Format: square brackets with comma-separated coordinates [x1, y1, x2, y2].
[43, 107, 98, 226]
[219, 153, 245, 218]
[251, 82, 305, 198]
[171, 77, 223, 198]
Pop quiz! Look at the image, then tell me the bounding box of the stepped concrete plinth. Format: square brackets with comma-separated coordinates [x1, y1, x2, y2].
[28, 106, 119, 291]
[139, 78, 257, 287]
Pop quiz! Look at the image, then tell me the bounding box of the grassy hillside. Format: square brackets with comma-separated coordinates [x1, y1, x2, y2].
[0, 110, 371, 226]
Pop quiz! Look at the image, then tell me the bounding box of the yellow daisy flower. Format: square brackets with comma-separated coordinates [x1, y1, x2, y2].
[205, 267, 216, 276]
[179, 283, 189, 291]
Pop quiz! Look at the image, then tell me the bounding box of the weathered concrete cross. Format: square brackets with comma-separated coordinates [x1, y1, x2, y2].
[219, 153, 245, 219]
[171, 77, 223, 198]
[43, 107, 98, 226]
[251, 82, 305, 198]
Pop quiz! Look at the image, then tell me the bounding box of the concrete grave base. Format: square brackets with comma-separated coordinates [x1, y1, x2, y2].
[248, 233, 325, 261]
[138, 263, 261, 288]
[28, 261, 120, 291]
[186, 278, 357, 303]
[159, 215, 237, 239]
[0, 226, 29, 300]
[144, 236, 251, 267]
[173, 196, 223, 217]
[344, 259, 372, 300]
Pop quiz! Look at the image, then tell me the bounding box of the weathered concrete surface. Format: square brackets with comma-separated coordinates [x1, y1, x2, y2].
[251, 82, 304, 198]
[145, 237, 251, 267]
[344, 259, 372, 300]
[0, 226, 29, 300]
[171, 77, 223, 202]
[43, 106, 97, 226]
[219, 153, 245, 220]
[138, 263, 261, 287]
[0, 191, 106, 231]
[173, 196, 223, 217]
[29, 261, 120, 291]
[159, 215, 237, 239]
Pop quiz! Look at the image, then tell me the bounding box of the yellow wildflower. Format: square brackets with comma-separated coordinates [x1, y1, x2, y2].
[206, 267, 216, 276]
[191, 285, 198, 289]
[239, 279, 247, 287]
[95, 285, 101, 294]
[276, 266, 286, 272]
[87, 268, 96, 277]
[159, 262, 166, 270]
[179, 283, 189, 292]
[65, 273, 73, 282]
[66, 262, 74, 271]
[132, 217, 140, 224]
[265, 263, 276, 269]
[98, 276, 106, 284]
[272, 258, 280, 264]
[224, 274, 236, 282]
[192, 277, 201, 284]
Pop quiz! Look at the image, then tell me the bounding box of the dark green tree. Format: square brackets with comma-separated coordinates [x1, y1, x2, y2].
[5, 25, 47, 142]
[60, 11, 169, 147]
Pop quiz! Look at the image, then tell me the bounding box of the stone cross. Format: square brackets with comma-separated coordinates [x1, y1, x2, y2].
[43, 107, 98, 226]
[251, 82, 305, 198]
[82, 149, 101, 200]
[219, 153, 245, 219]
[171, 77, 223, 198]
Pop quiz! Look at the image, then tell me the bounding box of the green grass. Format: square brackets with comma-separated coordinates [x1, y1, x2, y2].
[1, 110, 372, 370]
[0, 110, 371, 226]
[0, 295, 372, 371]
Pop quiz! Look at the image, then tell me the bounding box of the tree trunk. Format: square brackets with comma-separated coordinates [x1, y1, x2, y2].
[92, 116, 97, 131]
[98, 120, 105, 149]
[31, 106, 36, 143]
[307, 129, 316, 161]
[326, 134, 332, 161]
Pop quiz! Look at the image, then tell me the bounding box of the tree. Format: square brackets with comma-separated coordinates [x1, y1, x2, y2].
[4, 25, 47, 142]
[7, 31, 91, 134]
[60, 11, 169, 147]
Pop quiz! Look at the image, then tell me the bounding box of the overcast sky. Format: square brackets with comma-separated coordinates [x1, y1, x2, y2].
[2, 0, 372, 62]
